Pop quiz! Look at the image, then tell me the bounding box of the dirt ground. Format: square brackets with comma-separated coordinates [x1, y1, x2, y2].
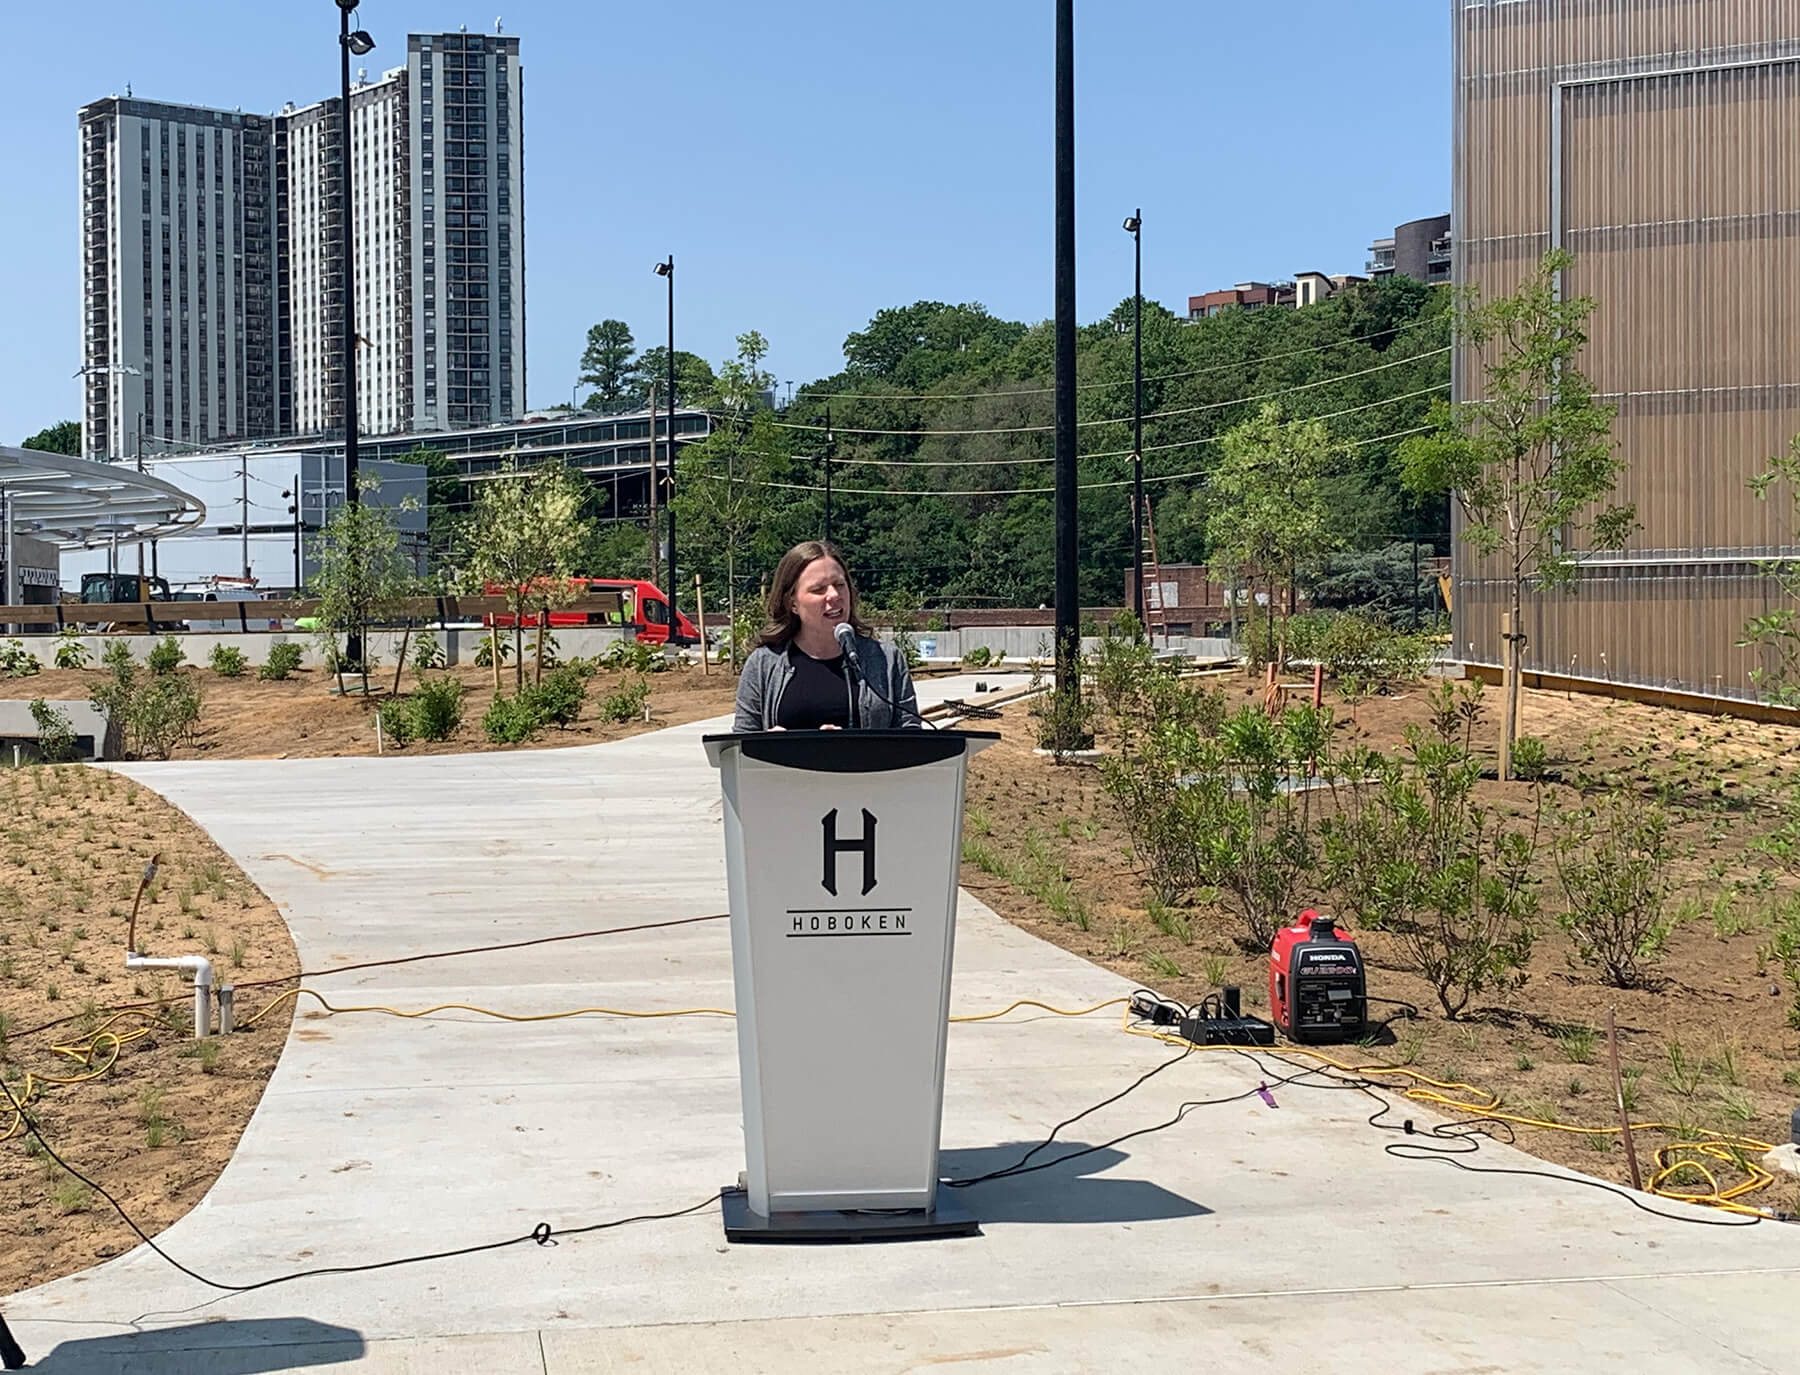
[0, 765, 299, 1292]
[960, 672, 1800, 1218]
[0, 659, 744, 760]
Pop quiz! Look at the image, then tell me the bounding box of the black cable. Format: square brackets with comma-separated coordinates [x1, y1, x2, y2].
[944, 1042, 1194, 1187]
[1223, 1044, 1769, 1229]
[944, 1043, 1349, 1190]
[10, 912, 734, 1043]
[0, 1073, 718, 1294]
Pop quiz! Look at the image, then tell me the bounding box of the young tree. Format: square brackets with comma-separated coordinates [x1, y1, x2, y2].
[462, 460, 595, 689]
[1401, 249, 1633, 780]
[674, 336, 781, 666]
[1740, 432, 1800, 704]
[308, 482, 419, 696]
[577, 319, 636, 413]
[1206, 403, 1337, 667]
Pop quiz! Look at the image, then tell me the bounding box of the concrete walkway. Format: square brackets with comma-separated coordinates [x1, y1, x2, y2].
[8, 675, 1798, 1372]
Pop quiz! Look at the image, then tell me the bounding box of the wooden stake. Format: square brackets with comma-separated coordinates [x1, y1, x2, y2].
[1607, 1007, 1643, 1191]
[694, 572, 710, 675]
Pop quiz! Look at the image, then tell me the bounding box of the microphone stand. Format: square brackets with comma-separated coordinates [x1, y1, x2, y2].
[836, 623, 863, 730]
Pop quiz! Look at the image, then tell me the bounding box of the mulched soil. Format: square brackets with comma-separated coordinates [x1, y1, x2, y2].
[959, 672, 1800, 1218]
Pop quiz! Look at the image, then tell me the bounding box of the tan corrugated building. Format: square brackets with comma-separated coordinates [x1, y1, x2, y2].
[1452, 0, 1800, 704]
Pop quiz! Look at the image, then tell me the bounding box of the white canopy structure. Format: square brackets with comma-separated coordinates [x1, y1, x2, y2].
[0, 444, 205, 550]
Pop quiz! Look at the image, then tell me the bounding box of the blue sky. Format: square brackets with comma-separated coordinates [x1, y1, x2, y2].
[0, 1, 1450, 444]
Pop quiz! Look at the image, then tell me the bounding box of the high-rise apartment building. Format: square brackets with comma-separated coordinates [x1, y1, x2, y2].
[78, 99, 279, 461]
[1452, 0, 1799, 706]
[78, 30, 524, 461]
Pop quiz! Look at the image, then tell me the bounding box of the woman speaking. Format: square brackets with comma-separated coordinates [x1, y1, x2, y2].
[733, 540, 922, 731]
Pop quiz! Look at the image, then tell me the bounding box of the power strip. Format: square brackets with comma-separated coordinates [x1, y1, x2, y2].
[1177, 1012, 1275, 1047]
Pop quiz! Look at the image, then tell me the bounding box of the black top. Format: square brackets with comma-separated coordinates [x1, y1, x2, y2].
[776, 643, 852, 729]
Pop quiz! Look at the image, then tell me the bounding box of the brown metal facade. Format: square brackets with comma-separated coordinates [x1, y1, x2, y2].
[1453, 0, 1800, 701]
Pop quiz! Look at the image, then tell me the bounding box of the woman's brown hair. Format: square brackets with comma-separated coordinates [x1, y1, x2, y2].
[754, 540, 872, 649]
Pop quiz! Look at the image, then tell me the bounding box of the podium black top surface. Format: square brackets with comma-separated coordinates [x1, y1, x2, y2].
[704, 729, 999, 773]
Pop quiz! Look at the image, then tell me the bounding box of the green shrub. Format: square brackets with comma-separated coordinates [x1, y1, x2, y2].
[127, 675, 203, 760]
[28, 700, 79, 763]
[208, 644, 247, 678]
[962, 646, 995, 668]
[565, 654, 599, 679]
[530, 628, 560, 668]
[410, 632, 446, 674]
[1321, 725, 1539, 1018]
[146, 635, 186, 676]
[52, 635, 92, 671]
[599, 673, 651, 723]
[1032, 686, 1096, 757]
[482, 692, 542, 744]
[259, 642, 304, 680]
[376, 699, 415, 747]
[1, 639, 42, 677]
[474, 635, 514, 668]
[526, 666, 586, 727]
[101, 639, 134, 674]
[1510, 735, 1549, 780]
[1091, 614, 1158, 716]
[602, 638, 665, 674]
[408, 677, 465, 741]
[1552, 793, 1675, 988]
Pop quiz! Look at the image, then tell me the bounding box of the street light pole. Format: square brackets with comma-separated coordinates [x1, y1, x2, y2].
[1123, 210, 1144, 626]
[335, 2, 374, 667]
[1053, 0, 1079, 702]
[336, 1, 372, 511]
[654, 255, 677, 635]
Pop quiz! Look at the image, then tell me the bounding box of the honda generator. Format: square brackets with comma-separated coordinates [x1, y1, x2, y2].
[1269, 910, 1367, 1043]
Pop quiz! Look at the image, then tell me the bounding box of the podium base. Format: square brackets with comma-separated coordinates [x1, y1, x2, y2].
[719, 1187, 979, 1244]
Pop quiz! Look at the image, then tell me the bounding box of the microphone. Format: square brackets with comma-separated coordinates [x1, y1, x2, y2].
[834, 621, 860, 672]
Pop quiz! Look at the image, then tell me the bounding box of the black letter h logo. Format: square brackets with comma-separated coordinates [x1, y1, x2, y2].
[821, 808, 877, 897]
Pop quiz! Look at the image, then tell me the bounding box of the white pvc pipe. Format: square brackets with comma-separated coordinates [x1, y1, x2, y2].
[126, 953, 215, 1038]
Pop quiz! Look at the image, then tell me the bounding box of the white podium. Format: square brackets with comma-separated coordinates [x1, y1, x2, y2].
[704, 729, 997, 1241]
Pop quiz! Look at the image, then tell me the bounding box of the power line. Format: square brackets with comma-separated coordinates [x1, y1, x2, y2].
[757, 348, 1449, 439]
[689, 423, 1434, 499]
[827, 383, 1449, 468]
[796, 313, 1452, 403]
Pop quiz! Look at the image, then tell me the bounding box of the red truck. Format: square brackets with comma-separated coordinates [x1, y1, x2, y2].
[483, 577, 701, 646]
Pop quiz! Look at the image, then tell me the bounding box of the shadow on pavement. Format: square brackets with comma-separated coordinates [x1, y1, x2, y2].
[940, 1143, 1212, 1224]
[23, 1318, 365, 1374]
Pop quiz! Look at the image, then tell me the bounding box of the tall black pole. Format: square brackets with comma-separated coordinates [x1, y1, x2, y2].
[1053, 0, 1079, 699]
[337, 1, 365, 666]
[338, 2, 360, 508]
[1131, 209, 1144, 627]
[823, 405, 834, 544]
[663, 255, 677, 634]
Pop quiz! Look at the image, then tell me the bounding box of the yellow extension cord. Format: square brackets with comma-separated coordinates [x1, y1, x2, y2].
[1122, 1015, 1779, 1218]
[5, 990, 1780, 1218]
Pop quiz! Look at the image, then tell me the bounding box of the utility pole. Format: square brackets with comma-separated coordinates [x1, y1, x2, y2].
[241, 463, 251, 580]
[823, 406, 834, 544]
[1, 487, 15, 637]
[135, 413, 145, 575]
[1125, 209, 1144, 626]
[1052, 0, 1080, 705]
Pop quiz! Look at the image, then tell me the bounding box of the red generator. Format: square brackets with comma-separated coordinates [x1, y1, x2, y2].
[1269, 910, 1367, 1043]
